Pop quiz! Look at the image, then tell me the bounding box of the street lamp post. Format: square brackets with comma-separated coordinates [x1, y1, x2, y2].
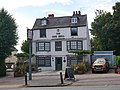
[27, 29, 33, 80]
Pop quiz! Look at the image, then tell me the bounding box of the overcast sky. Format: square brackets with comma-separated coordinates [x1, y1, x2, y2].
[0, 0, 119, 52]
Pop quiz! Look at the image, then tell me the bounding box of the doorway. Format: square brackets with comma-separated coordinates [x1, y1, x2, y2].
[55, 57, 62, 70]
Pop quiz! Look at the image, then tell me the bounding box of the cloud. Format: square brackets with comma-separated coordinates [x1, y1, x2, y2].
[0, 0, 72, 10]
[43, 9, 71, 17]
[0, 0, 118, 52]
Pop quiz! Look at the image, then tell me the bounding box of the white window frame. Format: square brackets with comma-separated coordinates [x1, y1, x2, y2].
[71, 17, 78, 23]
[41, 19, 47, 25]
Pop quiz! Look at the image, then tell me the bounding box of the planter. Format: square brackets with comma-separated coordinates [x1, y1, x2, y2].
[14, 72, 23, 77]
[74, 70, 85, 74]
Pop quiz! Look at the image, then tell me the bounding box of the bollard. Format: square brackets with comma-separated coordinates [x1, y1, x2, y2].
[25, 74, 27, 85]
[60, 72, 64, 84]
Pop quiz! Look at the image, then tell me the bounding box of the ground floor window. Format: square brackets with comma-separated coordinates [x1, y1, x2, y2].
[67, 55, 83, 66]
[36, 55, 51, 67]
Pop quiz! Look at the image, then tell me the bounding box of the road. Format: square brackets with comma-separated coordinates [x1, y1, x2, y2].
[0, 85, 120, 90]
[1, 69, 120, 90]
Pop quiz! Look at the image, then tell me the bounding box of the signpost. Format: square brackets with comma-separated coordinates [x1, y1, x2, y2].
[27, 28, 33, 80]
[64, 67, 75, 80]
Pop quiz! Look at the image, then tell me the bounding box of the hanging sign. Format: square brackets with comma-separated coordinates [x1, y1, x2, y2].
[27, 29, 33, 40]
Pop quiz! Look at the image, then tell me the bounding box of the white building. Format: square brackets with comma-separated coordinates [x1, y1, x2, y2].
[5, 48, 18, 69]
[32, 11, 91, 71]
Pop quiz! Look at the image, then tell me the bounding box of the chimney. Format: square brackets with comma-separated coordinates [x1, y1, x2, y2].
[73, 11, 75, 15]
[76, 11, 77, 14]
[73, 11, 81, 16]
[78, 11, 81, 15]
[48, 14, 54, 18]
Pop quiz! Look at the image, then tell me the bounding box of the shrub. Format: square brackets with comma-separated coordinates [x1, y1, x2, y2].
[14, 62, 28, 77]
[70, 62, 89, 74]
[77, 62, 87, 73]
[116, 56, 120, 68]
[84, 62, 90, 71]
[70, 64, 77, 70]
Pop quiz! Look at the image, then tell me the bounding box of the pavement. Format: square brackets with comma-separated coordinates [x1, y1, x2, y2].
[1, 69, 120, 88]
[27, 70, 73, 87]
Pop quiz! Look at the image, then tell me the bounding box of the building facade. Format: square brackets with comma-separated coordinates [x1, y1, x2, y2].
[32, 11, 91, 71]
[5, 48, 18, 69]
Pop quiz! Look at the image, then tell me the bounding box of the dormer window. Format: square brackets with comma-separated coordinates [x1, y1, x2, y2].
[71, 17, 78, 23]
[41, 19, 47, 26]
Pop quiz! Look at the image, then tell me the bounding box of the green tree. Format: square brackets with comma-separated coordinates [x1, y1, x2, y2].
[91, 10, 112, 51]
[0, 8, 18, 76]
[91, 2, 120, 55]
[112, 2, 120, 55]
[21, 40, 29, 53]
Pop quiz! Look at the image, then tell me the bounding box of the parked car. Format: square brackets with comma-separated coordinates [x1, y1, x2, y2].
[92, 58, 109, 73]
[6, 64, 14, 72]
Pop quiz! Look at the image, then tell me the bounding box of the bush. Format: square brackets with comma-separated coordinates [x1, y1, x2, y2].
[84, 62, 90, 71]
[76, 62, 87, 74]
[70, 64, 77, 70]
[70, 62, 89, 74]
[14, 63, 28, 77]
[115, 56, 120, 68]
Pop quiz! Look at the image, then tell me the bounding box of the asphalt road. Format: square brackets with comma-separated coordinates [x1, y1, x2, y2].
[0, 85, 120, 90]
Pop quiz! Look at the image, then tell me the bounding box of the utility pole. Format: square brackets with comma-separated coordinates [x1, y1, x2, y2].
[27, 28, 33, 80]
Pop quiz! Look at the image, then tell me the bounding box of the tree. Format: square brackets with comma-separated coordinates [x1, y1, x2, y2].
[15, 40, 29, 57]
[91, 2, 120, 55]
[21, 40, 29, 53]
[112, 2, 120, 55]
[0, 8, 18, 76]
[91, 10, 112, 51]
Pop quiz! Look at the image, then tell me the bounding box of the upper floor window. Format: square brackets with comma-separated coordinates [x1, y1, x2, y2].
[36, 42, 50, 51]
[55, 41, 62, 51]
[40, 29, 46, 38]
[67, 40, 82, 50]
[41, 19, 47, 26]
[71, 27, 78, 36]
[71, 17, 78, 23]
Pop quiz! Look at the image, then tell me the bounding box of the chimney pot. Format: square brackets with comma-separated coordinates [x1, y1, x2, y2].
[73, 11, 75, 15]
[48, 14, 54, 18]
[76, 11, 77, 14]
[78, 11, 81, 15]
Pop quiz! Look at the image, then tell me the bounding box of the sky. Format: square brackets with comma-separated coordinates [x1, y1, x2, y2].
[0, 0, 119, 52]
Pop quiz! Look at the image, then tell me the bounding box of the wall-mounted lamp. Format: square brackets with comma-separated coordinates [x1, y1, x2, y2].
[63, 60, 66, 62]
[52, 57, 54, 61]
[63, 57, 66, 62]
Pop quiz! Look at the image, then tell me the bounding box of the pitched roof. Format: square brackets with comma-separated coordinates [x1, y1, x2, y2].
[32, 13, 87, 29]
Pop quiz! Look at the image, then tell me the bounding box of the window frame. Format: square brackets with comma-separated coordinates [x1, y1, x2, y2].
[71, 17, 78, 23]
[36, 42, 50, 51]
[41, 19, 47, 26]
[40, 29, 46, 38]
[71, 27, 78, 36]
[67, 55, 83, 66]
[67, 40, 83, 50]
[36, 55, 51, 67]
[55, 41, 62, 51]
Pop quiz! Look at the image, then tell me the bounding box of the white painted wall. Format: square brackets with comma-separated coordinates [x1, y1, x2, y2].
[33, 26, 88, 41]
[32, 25, 91, 71]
